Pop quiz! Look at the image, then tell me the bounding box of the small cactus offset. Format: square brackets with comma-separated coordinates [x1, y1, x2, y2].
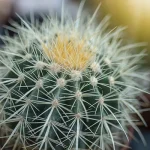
[0, 2, 148, 150]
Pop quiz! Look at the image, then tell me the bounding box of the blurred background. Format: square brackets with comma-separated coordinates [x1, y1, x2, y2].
[0, 0, 150, 149]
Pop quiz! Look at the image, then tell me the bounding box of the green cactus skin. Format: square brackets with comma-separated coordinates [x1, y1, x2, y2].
[0, 2, 148, 150]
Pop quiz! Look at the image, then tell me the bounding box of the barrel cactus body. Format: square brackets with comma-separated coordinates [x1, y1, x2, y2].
[0, 3, 148, 150]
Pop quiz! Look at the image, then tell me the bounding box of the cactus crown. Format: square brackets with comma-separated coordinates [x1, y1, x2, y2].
[0, 2, 148, 150]
[43, 34, 94, 70]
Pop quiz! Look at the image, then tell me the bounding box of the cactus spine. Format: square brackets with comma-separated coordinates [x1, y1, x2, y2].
[0, 2, 148, 150]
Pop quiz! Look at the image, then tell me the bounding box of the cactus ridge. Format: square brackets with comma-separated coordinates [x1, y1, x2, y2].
[0, 3, 148, 150]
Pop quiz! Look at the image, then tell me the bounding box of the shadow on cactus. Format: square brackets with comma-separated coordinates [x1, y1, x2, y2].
[0, 2, 149, 150]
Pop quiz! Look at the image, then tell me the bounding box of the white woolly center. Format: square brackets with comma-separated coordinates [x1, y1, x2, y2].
[35, 79, 43, 89]
[75, 113, 82, 119]
[57, 78, 66, 88]
[49, 63, 61, 73]
[35, 61, 46, 70]
[104, 57, 111, 67]
[75, 90, 82, 99]
[52, 99, 59, 107]
[17, 74, 25, 82]
[90, 62, 101, 73]
[25, 53, 32, 60]
[71, 70, 82, 81]
[109, 76, 115, 85]
[26, 99, 32, 105]
[90, 76, 98, 86]
[99, 97, 104, 105]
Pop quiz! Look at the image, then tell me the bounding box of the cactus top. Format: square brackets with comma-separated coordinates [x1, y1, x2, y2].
[43, 34, 94, 70]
